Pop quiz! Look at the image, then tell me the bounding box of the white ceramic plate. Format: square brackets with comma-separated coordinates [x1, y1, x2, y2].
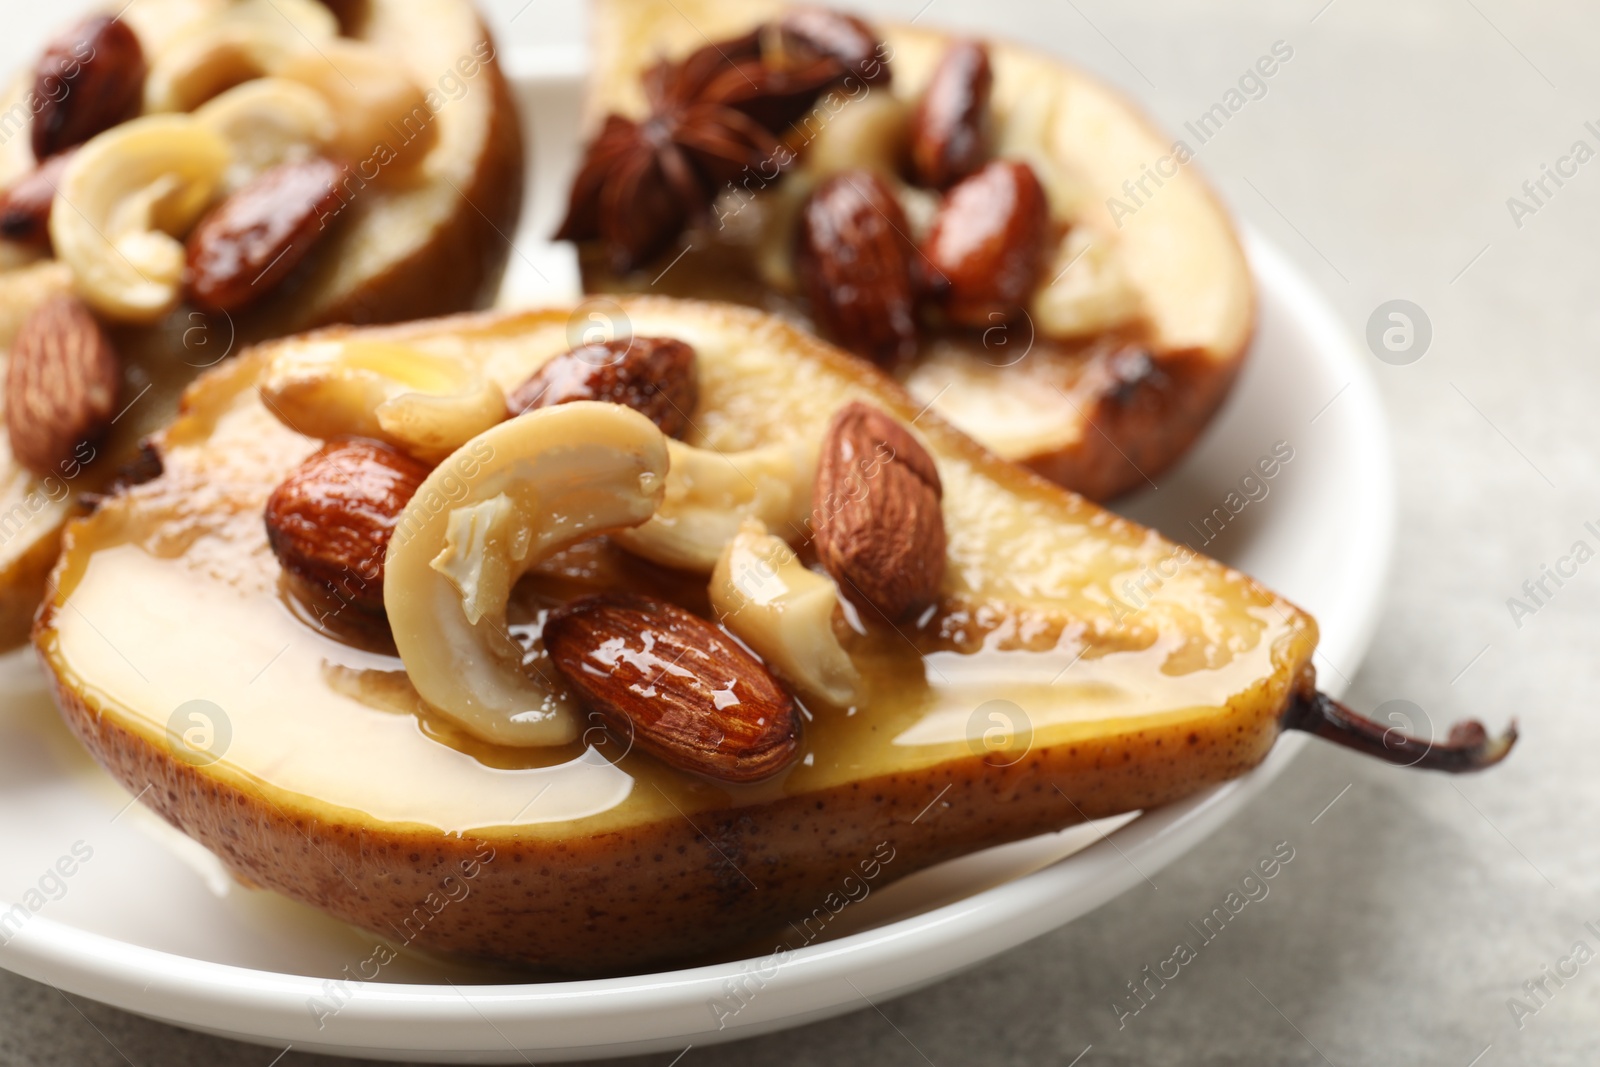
[0, 52, 1394, 1063]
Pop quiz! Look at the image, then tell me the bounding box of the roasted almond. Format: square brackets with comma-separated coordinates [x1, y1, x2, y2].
[5, 293, 119, 478]
[795, 169, 919, 368]
[813, 401, 945, 621]
[908, 40, 992, 190]
[31, 15, 147, 160]
[777, 7, 892, 87]
[922, 160, 1051, 327]
[544, 592, 801, 784]
[186, 157, 344, 313]
[506, 336, 698, 439]
[264, 438, 429, 619]
[0, 149, 77, 249]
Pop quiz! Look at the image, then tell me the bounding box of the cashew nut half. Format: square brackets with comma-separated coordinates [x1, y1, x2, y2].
[613, 438, 815, 573]
[260, 340, 506, 464]
[194, 78, 336, 194]
[144, 0, 339, 114]
[385, 402, 670, 748]
[50, 115, 229, 324]
[711, 519, 862, 708]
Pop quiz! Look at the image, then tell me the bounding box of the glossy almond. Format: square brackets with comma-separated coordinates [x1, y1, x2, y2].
[0, 149, 77, 248]
[813, 401, 945, 621]
[5, 294, 119, 478]
[186, 157, 345, 313]
[263, 438, 429, 619]
[31, 15, 146, 160]
[506, 336, 698, 438]
[923, 160, 1051, 326]
[544, 592, 800, 783]
[778, 7, 892, 86]
[795, 169, 919, 368]
[908, 40, 992, 190]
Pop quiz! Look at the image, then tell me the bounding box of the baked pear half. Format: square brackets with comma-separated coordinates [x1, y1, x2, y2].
[36, 297, 1511, 976]
[560, 0, 1252, 502]
[0, 0, 523, 647]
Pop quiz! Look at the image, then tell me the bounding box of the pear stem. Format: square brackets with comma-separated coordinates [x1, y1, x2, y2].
[1282, 690, 1517, 773]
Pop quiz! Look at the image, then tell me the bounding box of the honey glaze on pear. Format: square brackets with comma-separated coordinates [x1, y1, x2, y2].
[40, 307, 1324, 838]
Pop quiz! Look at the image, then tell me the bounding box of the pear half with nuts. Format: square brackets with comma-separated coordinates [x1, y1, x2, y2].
[562, 0, 1252, 504]
[36, 297, 1512, 976]
[0, 0, 523, 647]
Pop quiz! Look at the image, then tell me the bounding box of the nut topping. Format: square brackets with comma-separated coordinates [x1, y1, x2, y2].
[777, 7, 892, 88]
[507, 337, 698, 439]
[795, 169, 920, 368]
[908, 40, 992, 190]
[384, 402, 670, 748]
[711, 518, 862, 708]
[50, 114, 230, 324]
[0, 149, 77, 249]
[922, 160, 1051, 327]
[544, 592, 801, 783]
[264, 438, 429, 618]
[813, 402, 945, 621]
[186, 157, 343, 312]
[260, 340, 506, 465]
[613, 438, 813, 574]
[5, 294, 120, 478]
[31, 15, 147, 160]
[558, 12, 891, 272]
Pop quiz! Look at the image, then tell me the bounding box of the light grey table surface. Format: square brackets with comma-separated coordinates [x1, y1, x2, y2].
[4, 0, 1596, 1064]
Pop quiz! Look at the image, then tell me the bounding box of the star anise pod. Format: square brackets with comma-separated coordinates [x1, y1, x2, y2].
[555, 112, 710, 272]
[660, 29, 847, 135]
[557, 11, 892, 274]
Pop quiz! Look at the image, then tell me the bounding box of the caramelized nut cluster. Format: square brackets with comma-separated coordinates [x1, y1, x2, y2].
[262, 335, 703, 625]
[557, 13, 1057, 370]
[258, 328, 950, 788]
[1, 6, 441, 473]
[556, 7, 891, 271]
[799, 40, 1053, 366]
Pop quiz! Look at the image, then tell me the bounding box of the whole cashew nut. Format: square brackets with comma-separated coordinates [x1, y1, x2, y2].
[49, 114, 229, 324]
[259, 340, 507, 464]
[384, 402, 670, 748]
[143, 0, 339, 114]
